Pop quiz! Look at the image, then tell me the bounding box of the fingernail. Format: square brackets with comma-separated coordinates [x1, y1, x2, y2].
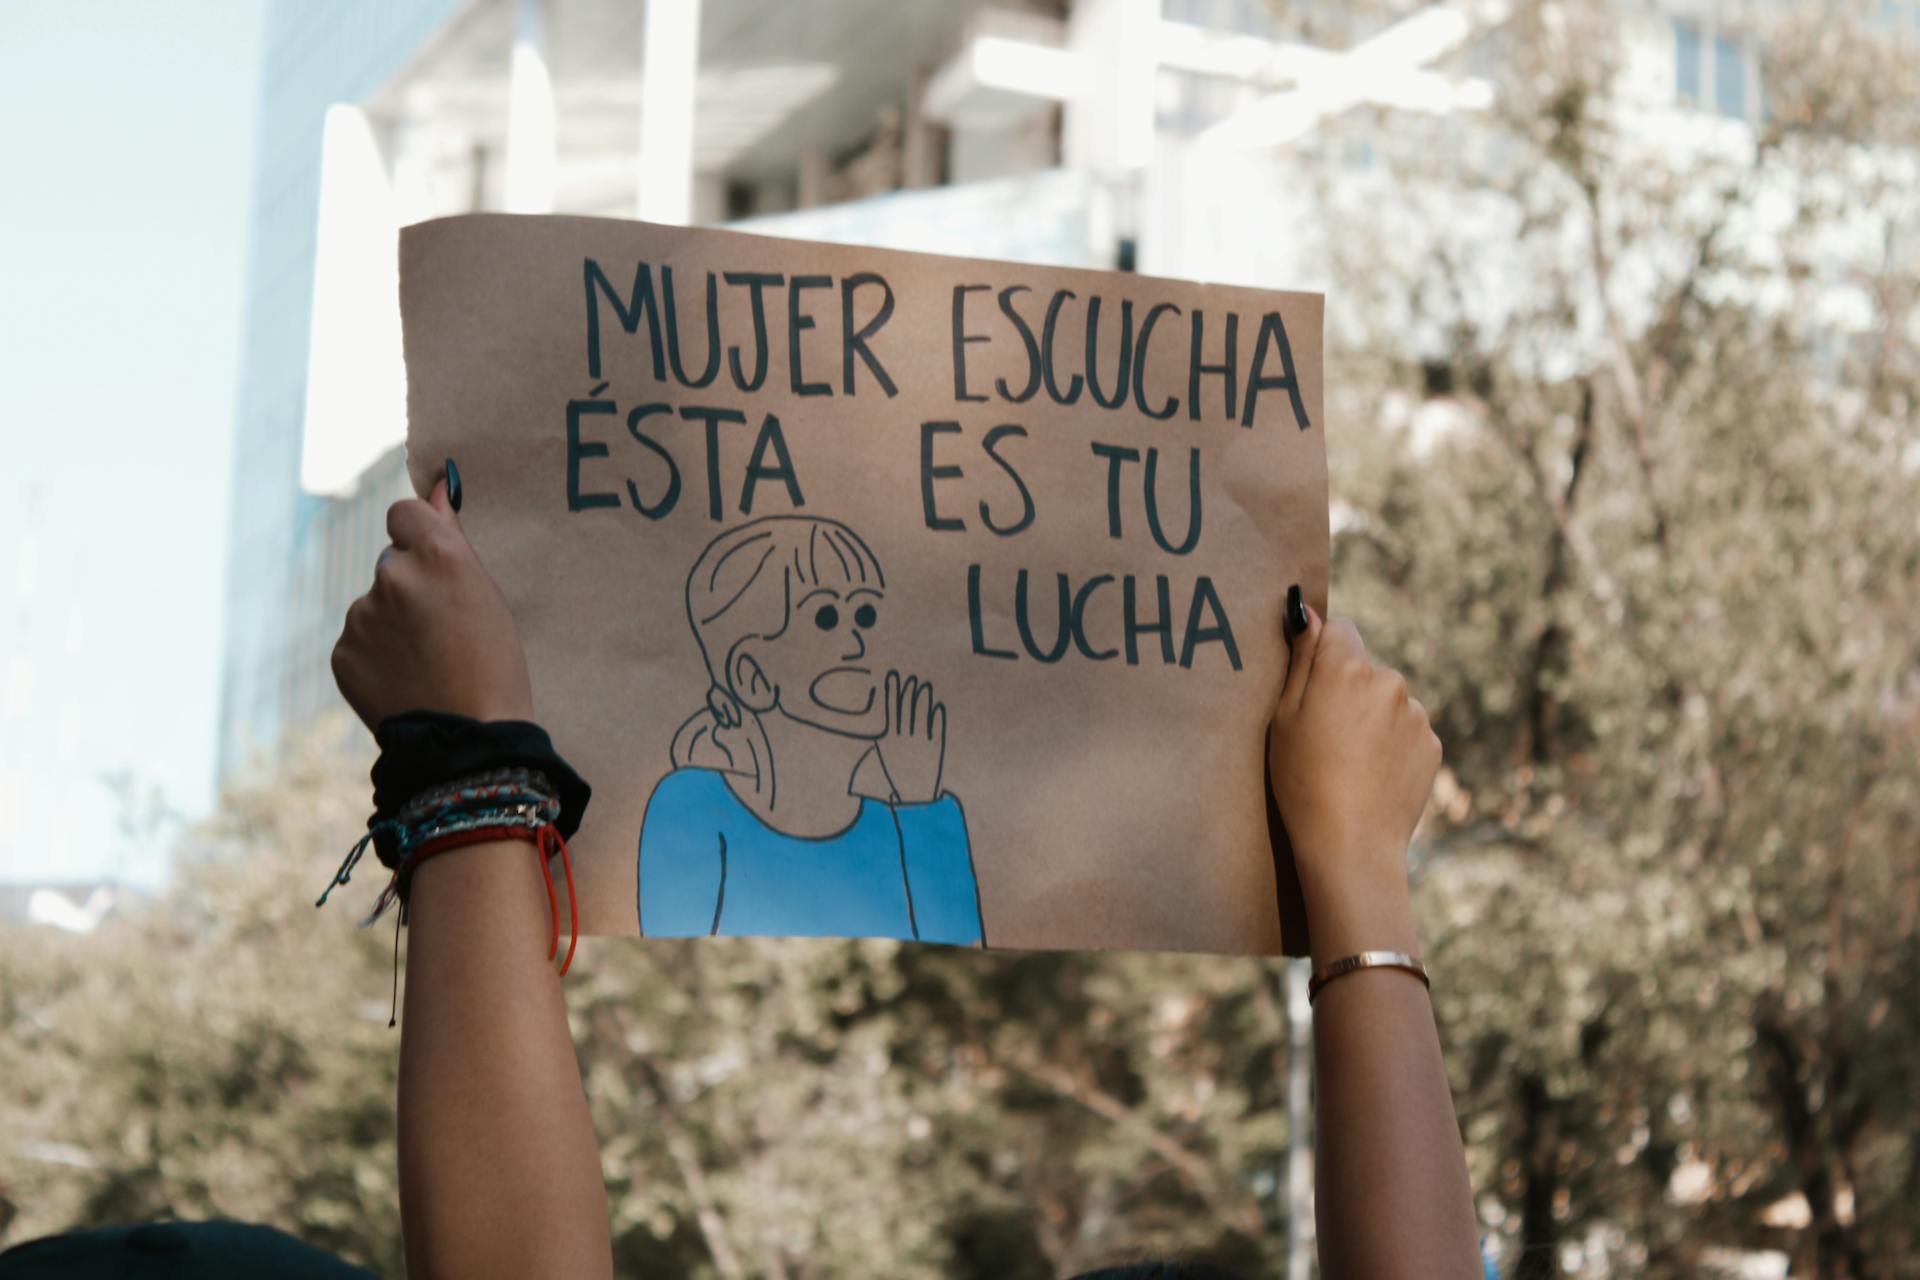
[1285, 584, 1308, 640]
[445, 458, 463, 513]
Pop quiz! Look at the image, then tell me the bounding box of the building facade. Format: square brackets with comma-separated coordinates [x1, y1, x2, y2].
[219, 0, 465, 779]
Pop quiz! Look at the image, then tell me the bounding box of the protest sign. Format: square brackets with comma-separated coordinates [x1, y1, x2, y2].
[400, 214, 1325, 955]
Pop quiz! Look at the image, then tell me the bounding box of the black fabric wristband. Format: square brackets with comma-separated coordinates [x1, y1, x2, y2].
[367, 711, 592, 869]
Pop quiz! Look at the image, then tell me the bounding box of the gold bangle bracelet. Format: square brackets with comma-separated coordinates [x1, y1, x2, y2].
[1307, 951, 1430, 1005]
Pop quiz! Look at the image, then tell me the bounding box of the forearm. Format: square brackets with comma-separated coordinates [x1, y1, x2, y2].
[398, 841, 612, 1280]
[1308, 873, 1480, 1280]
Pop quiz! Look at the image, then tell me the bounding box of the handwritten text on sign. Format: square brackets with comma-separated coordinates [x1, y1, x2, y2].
[565, 260, 1313, 674]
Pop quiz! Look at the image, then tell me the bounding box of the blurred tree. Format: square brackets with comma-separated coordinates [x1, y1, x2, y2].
[1309, 3, 1920, 1276]
[1, 735, 408, 1274]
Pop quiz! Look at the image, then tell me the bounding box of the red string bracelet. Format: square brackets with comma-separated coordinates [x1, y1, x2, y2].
[539, 823, 580, 974]
[408, 823, 579, 975]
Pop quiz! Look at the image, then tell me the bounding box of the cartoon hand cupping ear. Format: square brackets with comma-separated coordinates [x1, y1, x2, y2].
[875, 670, 946, 805]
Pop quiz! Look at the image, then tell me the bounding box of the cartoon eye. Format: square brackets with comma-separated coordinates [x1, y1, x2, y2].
[813, 603, 840, 631]
[853, 603, 877, 629]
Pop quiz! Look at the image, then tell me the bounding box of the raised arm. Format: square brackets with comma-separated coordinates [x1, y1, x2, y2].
[1268, 599, 1481, 1280]
[330, 473, 613, 1280]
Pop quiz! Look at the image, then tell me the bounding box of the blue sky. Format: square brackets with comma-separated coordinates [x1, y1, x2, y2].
[0, 1, 264, 886]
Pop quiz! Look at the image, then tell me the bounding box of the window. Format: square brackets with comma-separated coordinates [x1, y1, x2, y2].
[1714, 35, 1747, 117]
[1674, 18, 1702, 104]
[1165, 0, 1279, 37]
[1675, 17, 1763, 121]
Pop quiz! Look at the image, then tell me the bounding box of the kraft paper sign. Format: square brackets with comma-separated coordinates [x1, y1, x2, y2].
[399, 214, 1326, 955]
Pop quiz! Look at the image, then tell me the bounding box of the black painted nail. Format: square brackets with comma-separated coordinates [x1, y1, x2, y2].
[1285, 584, 1308, 640]
[445, 458, 463, 513]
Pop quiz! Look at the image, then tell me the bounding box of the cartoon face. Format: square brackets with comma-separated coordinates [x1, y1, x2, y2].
[691, 517, 891, 743]
[754, 581, 887, 737]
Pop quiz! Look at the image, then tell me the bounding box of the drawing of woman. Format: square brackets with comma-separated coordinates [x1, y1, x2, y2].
[637, 516, 983, 944]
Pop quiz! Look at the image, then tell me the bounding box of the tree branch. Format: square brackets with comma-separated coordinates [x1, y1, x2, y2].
[1002, 1050, 1267, 1240]
[636, 1061, 747, 1280]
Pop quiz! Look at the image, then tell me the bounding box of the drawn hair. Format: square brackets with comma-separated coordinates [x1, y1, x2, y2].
[671, 516, 886, 786]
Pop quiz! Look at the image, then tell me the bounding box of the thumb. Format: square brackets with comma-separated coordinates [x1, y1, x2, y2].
[429, 457, 463, 518]
[1276, 596, 1323, 718]
[426, 475, 475, 551]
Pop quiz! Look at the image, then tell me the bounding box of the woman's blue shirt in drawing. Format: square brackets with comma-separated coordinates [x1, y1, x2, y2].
[637, 766, 982, 944]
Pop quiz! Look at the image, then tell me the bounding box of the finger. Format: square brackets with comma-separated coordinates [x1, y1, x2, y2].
[1323, 617, 1367, 665]
[426, 477, 476, 553]
[1277, 602, 1324, 717]
[903, 675, 921, 734]
[1409, 696, 1442, 754]
[329, 647, 365, 719]
[341, 592, 374, 637]
[1308, 618, 1366, 688]
[331, 621, 370, 716]
[369, 544, 406, 596]
[1284, 583, 1310, 641]
[930, 703, 946, 747]
[916, 681, 935, 739]
[386, 497, 441, 550]
[886, 670, 902, 731]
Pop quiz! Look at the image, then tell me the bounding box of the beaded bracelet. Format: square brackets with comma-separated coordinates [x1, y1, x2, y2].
[318, 767, 559, 916]
[317, 767, 581, 1023]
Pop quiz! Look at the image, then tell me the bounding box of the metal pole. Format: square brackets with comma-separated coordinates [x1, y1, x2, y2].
[1285, 957, 1316, 1280]
[638, 0, 701, 224]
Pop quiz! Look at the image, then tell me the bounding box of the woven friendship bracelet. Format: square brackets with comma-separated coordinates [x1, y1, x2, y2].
[317, 716, 593, 1025]
[317, 767, 578, 974]
[397, 766, 560, 825]
[316, 770, 558, 914]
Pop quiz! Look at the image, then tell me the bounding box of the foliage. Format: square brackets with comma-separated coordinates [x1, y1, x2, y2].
[1309, 3, 1920, 1276]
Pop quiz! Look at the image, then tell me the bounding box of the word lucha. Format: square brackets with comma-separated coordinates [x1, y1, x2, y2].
[967, 566, 1242, 671]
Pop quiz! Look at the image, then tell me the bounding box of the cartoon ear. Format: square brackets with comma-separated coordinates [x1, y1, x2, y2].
[729, 648, 777, 713]
[705, 683, 742, 729]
